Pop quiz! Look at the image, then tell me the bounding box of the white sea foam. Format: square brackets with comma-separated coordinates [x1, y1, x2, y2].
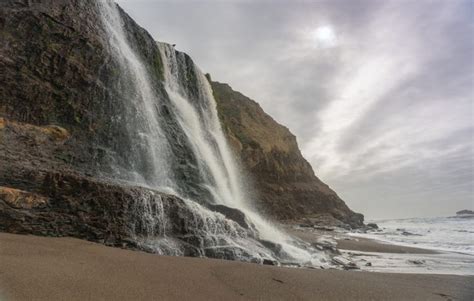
[345, 215, 474, 275]
[343, 250, 474, 276]
[352, 216, 474, 255]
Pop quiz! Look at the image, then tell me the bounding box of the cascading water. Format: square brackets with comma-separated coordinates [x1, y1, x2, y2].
[157, 43, 246, 207]
[97, 0, 329, 266]
[96, 0, 176, 192]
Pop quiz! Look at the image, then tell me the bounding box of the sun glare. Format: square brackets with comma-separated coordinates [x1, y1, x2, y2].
[312, 25, 337, 48]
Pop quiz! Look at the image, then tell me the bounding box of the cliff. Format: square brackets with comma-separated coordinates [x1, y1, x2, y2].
[212, 81, 363, 227]
[0, 0, 361, 264]
[0, 0, 166, 178]
[1, 0, 290, 263]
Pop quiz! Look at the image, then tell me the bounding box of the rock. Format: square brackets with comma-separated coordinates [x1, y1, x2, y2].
[332, 256, 359, 270]
[279, 261, 303, 267]
[0, 187, 48, 209]
[295, 214, 355, 230]
[0, 116, 270, 262]
[0, 169, 270, 262]
[263, 259, 278, 266]
[0, 116, 271, 263]
[365, 262, 372, 266]
[408, 260, 425, 265]
[456, 210, 474, 215]
[208, 204, 252, 230]
[313, 226, 335, 231]
[312, 242, 340, 255]
[260, 240, 283, 254]
[41, 125, 70, 141]
[367, 223, 378, 229]
[401, 231, 421, 236]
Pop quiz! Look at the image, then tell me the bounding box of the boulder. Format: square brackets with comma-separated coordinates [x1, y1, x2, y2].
[207, 204, 252, 230]
[456, 209, 474, 215]
[367, 223, 378, 229]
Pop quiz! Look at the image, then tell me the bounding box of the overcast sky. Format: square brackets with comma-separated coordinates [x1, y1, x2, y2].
[116, 0, 473, 220]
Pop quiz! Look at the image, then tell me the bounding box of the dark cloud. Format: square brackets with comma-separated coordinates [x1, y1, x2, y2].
[117, 0, 473, 219]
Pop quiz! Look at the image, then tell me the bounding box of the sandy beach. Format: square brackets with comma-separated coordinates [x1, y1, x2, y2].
[336, 236, 440, 254]
[0, 233, 473, 301]
[286, 226, 440, 254]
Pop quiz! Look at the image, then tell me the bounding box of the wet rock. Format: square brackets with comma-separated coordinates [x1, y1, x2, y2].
[203, 246, 260, 263]
[279, 261, 303, 267]
[312, 242, 340, 255]
[263, 259, 278, 266]
[313, 226, 335, 231]
[408, 259, 425, 265]
[367, 223, 378, 229]
[208, 204, 252, 230]
[401, 231, 421, 236]
[260, 240, 283, 254]
[332, 256, 359, 270]
[0, 114, 276, 263]
[456, 209, 474, 215]
[0, 169, 270, 262]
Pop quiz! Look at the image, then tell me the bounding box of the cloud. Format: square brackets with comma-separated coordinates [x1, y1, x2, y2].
[117, 0, 473, 219]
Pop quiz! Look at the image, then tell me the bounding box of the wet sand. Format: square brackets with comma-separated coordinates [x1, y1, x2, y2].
[285, 226, 439, 254]
[336, 236, 439, 254]
[1, 233, 473, 300]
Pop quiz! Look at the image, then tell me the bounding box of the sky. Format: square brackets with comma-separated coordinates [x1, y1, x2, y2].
[116, 0, 473, 220]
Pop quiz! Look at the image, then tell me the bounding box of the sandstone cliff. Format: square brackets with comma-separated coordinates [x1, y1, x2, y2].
[212, 81, 363, 227]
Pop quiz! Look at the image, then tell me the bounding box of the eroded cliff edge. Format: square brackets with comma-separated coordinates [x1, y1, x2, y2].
[212, 81, 363, 228]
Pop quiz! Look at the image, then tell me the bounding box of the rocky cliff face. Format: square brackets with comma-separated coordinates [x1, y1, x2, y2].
[0, 115, 282, 263]
[1, 0, 291, 263]
[0, 0, 169, 178]
[212, 81, 363, 227]
[0, 0, 361, 264]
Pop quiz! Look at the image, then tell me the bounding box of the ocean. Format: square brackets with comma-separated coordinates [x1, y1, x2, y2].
[346, 215, 474, 275]
[360, 215, 474, 255]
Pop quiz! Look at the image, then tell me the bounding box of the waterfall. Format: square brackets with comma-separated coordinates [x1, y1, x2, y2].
[97, 0, 328, 266]
[157, 44, 247, 208]
[96, 0, 176, 193]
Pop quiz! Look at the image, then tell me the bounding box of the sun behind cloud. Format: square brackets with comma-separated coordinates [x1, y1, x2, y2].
[312, 25, 338, 48]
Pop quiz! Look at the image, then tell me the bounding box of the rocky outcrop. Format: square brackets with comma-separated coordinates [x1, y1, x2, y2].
[212, 81, 363, 228]
[456, 210, 474, 215]
[0, 168, 261, 260]
[0, 117, 279, 262]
